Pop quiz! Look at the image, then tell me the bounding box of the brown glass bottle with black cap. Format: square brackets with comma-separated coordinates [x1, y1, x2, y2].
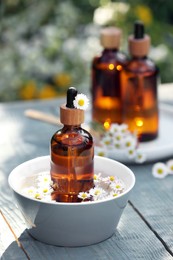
[91, 26, 127, 128]
[50, 87, 94, 202]
[121, 21, 159, 141]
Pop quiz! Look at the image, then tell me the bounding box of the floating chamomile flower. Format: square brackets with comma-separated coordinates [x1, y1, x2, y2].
[89, 187, 107, 200]
[166, 159, 173, 174]
[37, 173, 51, 183]
[109, 191, 119, 198]
[78, 192, 91, 201]
[94, 173, 102, 184]
[152, 162, 168, 179]
[23, 186, 37, 196]
[73, 93, 89, 110]
[110, 180, 125, 191]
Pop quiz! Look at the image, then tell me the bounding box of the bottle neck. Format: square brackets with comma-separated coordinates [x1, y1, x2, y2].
[131, 55, 147, 60]
[63, 125, 81, 130]
[103, 48, 118, 53]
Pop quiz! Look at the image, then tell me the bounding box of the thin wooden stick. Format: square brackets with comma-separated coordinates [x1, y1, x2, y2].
[0, 210, 30, 260]
[24, 109, 61, 126]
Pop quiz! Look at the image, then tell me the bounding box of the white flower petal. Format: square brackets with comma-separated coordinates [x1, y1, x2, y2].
[73, 93, 89, 110]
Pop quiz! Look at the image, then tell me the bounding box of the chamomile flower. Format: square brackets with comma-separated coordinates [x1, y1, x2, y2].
[38, 186, 52, 196]
[126, 147, 136, 159]
[110, 180, 125, 192]
[166, 159, 173, 174]
[37, 173, 51, 184]
[94, 173, 102, 185]
[94, 146, 107, 157]
[123, 135, 137, 149]
[135, 149, 146, 164]
[109, 123, 120, 134]
[78, 192, 90, 201]
[23, 186, 37, 196]
[73, 93, 89, 110]
[109, 191, 119, 198]
[119, 123, 129, 135]
[114, 141, 123, 149]
[100, 136, 112, 147]
[114, 132, 123, 142]
[152, 162, 168, 179]
[89, 187, 107, 201]
[34, 192, 43, 200]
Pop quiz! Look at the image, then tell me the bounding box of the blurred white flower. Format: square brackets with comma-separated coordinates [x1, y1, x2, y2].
[94, 146, 108, 157]
[109, 123, 120, 135]
[135, 150, 146, 164]
[150, 44, 168, 62]
[152, 162, 168, 179]
[100, 136, 112, 147]
[166, 159, 173, 174]
[126, 148, 136, 159]
[122, 135, 137, 149]
[94, 2, 129, 25]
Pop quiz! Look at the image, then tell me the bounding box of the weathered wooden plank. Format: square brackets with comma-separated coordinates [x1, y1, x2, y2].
[130, 163, 173, 254]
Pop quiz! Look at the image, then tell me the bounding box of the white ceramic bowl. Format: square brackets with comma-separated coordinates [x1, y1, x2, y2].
[8, 155, 135, 247]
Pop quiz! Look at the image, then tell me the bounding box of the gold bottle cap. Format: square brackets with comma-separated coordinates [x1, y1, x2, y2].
[128, 34, 150, 57]
[100, 26, 122, 49]
[60, 104, 84, 125]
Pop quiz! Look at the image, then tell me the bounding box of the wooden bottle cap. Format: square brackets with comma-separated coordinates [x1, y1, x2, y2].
[128, 34, 150, 57]
[60, 104, 84, 125]
[100, 27, 121, 49]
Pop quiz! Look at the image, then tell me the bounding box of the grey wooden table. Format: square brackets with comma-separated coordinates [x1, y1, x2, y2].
[0, 89, 173, 260]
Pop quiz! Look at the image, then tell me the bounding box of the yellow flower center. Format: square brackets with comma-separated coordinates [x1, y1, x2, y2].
[109, 176, 115, 181]
[157, 169, 163, 174]
[81, 193, 87, 199]
[98, 152, 104, 156]
[78, 99, 85, 106]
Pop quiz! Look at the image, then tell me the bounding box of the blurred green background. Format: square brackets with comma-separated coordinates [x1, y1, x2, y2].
[0, 0, 173, 102]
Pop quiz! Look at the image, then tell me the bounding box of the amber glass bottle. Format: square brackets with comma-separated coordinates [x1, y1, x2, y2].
[50, 87, 94, 202]
[121, 21, 159, 142]
[91, 26, 127, 127]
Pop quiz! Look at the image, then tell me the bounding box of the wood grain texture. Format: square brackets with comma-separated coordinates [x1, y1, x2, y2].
[0, 99, 173, 259]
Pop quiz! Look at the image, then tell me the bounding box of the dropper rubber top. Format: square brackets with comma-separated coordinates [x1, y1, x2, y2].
[66, 87, 78, 108]
[134, 21, 144, 39]
[128, 20, 150, 57]
[60, 87, 84, 125]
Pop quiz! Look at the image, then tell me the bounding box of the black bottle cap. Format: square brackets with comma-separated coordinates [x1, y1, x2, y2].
[134, 21, 144, 39]
[66, 87, 78, 108]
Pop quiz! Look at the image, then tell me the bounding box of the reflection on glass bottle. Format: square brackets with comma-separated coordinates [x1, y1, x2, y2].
[91, 27, 127, 127]
[121, 21, 159, 142]
[50, 87, 94, 202]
